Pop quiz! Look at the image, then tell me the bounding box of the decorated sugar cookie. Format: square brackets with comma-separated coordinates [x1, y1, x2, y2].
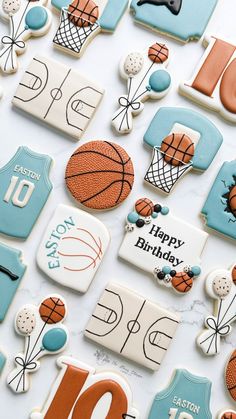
[0, 242, 26, 321]
[197, 264, 236, 356]
[148, 369, 212, 419]
[0, 350, 6, 374]
[130, 0, 218, 43]
[30, 356, 139, 418]
[85, 282, 180, 370]
[12, 56, 104, 140]
[226, 349, 236, 402]
[218, 411, 236, 419]
[0, 0, 51, 73]
[65, 141, 134, 210]
[112, 42, 171, 134]
[37, 204, 110, 292]
[201, 160, 236, 241]
[7, 295, 68, 393]
[53, 0, 129, 57]
[180, 35, 236, 123]
[144, 107, 223, 194]
[119, 198, 208, 294]
[0, 146, 52, 239]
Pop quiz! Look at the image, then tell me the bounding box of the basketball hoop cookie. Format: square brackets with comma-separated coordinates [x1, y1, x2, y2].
[85, 282, 180, 370]
[144, 107, 223, 194]
[7, 295, 68, 393]
[119, 197, 208, 294]
[218, 411, 236, 419]
[65, 141, 134, 210]
[130, 0, 218, 43]
[180, 35, 236, 123]
[52, 0, 129, 57]
[112, 42, 171, 134]
[201, 159, 236, 241]
[37, 204, 110, 293]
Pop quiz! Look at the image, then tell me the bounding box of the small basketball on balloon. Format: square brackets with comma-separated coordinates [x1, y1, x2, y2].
[229, 186, 236, 217]
[226, 349, 236, 402]
[221, 413, 236, 419]
[160, 133, 195, 167]
[171, 272, 193, 293]
[148, 43, 169, 64]
[135, 198, 154, 217]
[39, 297, 66, 324]
[68, 0, 99, 27]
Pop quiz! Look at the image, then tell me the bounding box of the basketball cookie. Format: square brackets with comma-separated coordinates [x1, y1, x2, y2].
[171, 271, 194, 293]
[112, 42, 171, 134]
[68, 0, 99, 27]
[7, 295, 68, 393]
[135, 198, 154, 217]
[218, 411, 236, 419]
[226, 349, 236, 401]
[65, 141, 134, 210]
[160, 133, 194, 166]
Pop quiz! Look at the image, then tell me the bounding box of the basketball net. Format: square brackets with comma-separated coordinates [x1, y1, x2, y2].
[53, 8, 100, 55]
[145, 147, 193, 194]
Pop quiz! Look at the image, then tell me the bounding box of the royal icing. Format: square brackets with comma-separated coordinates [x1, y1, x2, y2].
[119, 198, 207, 294]
[85, 282, 180, 370]
[148, 369, 212, 419]
[0, 242, 26, 321]
[112, 42, 171, 134]
[0, 146, 52, 239]
[130, 0, 218, 43]
[53, 0, 129, 57]
[218, 411, 236, 419]
[12, 56, 104, 140]
[180, 35, 236, 123]
[0, 0, 51, 73]
[197, 264, 236, 355]
[65, 141, 134, 210]
[30, 356, 139, 418]
[0, 350, 6, 374]
[201, 160, 236, 241]
[7, 295, 68, 393]
[144, 107, 223, 194]
[37, 204, 110, 292]
[225, 349, 236, 402]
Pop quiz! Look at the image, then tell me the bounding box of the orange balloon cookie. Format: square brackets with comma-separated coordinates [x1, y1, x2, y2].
[148, 42, 169, 64]
[160, 133, 195, 167]
[226, 349, 236, 401]
[171, 272, 193, 293]
[65, 141, 134, 210]
[39, 297, 66, 324]
[135, 198, 154, 217]
[68, 0, 99, 27]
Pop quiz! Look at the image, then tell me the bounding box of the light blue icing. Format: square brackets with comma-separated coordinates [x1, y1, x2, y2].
[128, 211, 139, 223]
[0, 351, 6, 373]
[51, 0, 71, 10]
[0, 242, 26, 322]
[202, 161, 236, 240]
[0, 146, 53, 239]
[99, 0, 129, 32]
[192, 266, 201, 276]
[144, 107, 223, 171]
[149, 70, 171, 92]
[42, 328, 67, 352]
[148, 369, 212, 419]
[130, 0, 218, 42]
[25, 6, 48, 30]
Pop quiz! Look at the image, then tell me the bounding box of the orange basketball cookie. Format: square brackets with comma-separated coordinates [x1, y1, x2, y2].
[65, 141, 134, 210]
[148, 43, 169, 64]
[226, 349, 236, 401]
[39, 297, 66, 324]
[68, 0, 99, 27]
[135, 198, 154, 217]
[171, 272, 193, 293]
[160, 133, 195, 167]
[229, 186, 236, 217]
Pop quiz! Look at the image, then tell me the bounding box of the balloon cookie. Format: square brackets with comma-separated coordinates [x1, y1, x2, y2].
[85, 282, 180, 370]
[144, 107, 223, 194]
[226, 349, 236, 402]
[37, 204, 110, 293]
[112, 42, 171, 134]
[218, 411, 236, 419]
[130, 0, 218, 43]
[30, 356, 139, 418]
[12, 56, 104, 140]
[197, 264, 236, 355]
[0, 241, 26, 322]
[0, 0, 52, 73]
[201, 159, 236, 241]
[7, 295, 68, 393]
[0, 146, 53, 239]
[52, 0, 129, 57]
[148, 369, 212, 419]
[119, 197, 207, 294]
[65, 141, 134, 210]
[180, 35, 236, 123]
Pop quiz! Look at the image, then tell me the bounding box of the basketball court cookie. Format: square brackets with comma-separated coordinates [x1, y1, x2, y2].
[65, 141, 134, 210]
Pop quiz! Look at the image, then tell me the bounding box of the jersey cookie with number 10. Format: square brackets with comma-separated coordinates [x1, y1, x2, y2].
[180, 35, 236, 123]
[0, 146, 53, 239]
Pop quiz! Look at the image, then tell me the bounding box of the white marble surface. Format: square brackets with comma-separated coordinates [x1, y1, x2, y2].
[0, 0, 236, 417]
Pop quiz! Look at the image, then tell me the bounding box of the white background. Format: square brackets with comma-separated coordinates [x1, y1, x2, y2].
[0, 0, 236, 417]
